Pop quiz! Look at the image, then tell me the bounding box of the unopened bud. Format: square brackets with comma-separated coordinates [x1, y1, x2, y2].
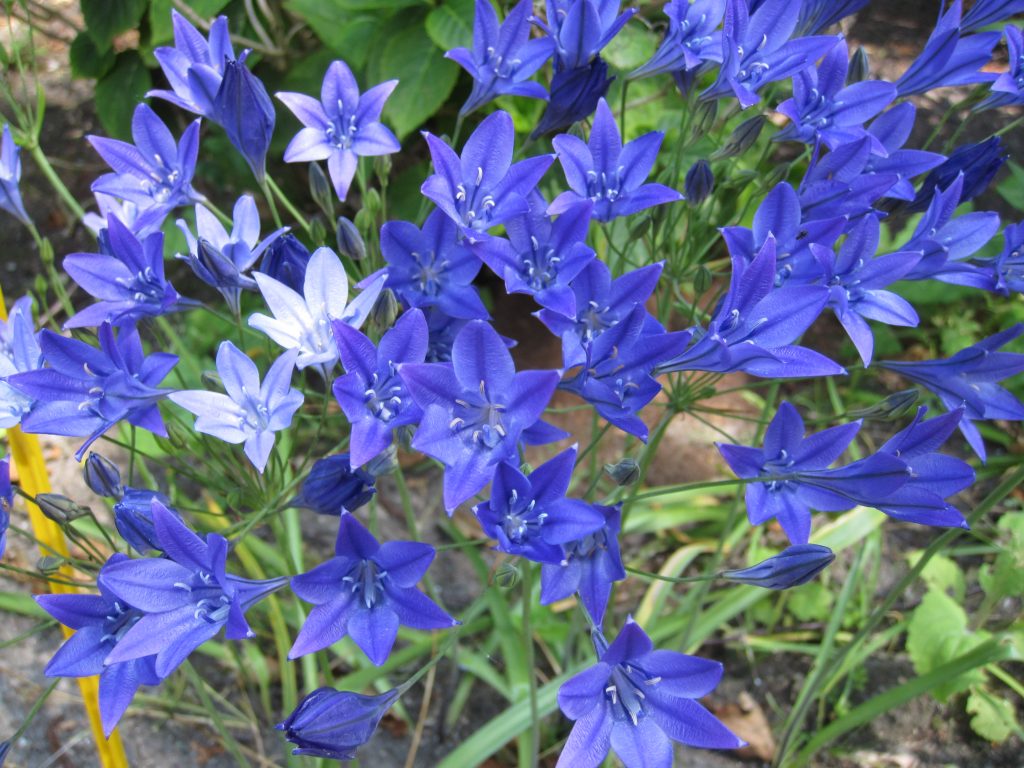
[693, 265, 713, 294]
[494, 561, 520, 589]
[374, 154, 393, 182]
[35, 493, 90, 524]
[692, 99, 718, 136]
[83, 452, 123, 499]
[848, 389, 919, 421]
[604, 458, 640, 486]
[371, 289, 400, 331]
[200, 370, 224, 391]
[684, 160, 714, 205]
[629, 215, 652, 240]
[37, 555, 66, 574]
[308, 215, 327, 246]
[308, 162, 335, 216]
[848, 47, 869, 84]
[363, 188, 382, 216]
[722, 544, 835, 589]
[713, 115, 766, 160]
[336, 216, 366, 261]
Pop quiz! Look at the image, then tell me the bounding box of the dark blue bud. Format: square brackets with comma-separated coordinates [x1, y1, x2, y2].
[847, 389, 919, 422]
[721, 544, 835, 589]
[909, 137, 1007, 212]
[290, 455, 376, 516]
[684, 160, 714, 205]
[213, 51, 275, 183]
[848, 47, 870, 83]
[277, 686, 400, 760]
[713, 116, 767, 160]
[259, 234, 311, 292]
[114, 488, 177, 554]
[531, 57, 614, 139]
[83, 452, 122, 499]
[336, 217, 366, 262]
[0, 739, 9, 765]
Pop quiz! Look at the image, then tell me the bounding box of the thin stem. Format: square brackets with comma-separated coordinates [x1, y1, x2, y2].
[522, 563, 539, 768]
[28, 144, 85, 220]
[266, 176, 311, 234]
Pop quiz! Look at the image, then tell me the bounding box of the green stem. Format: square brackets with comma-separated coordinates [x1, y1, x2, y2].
[28, 144, 85, 220]
[266, 176, 311, 234]
[183, 661, 253, 768]
[522, 563, 539, 768]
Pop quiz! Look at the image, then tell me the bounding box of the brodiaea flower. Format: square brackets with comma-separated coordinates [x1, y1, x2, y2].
[149, 10, 235, 119]
[278, 686, 401, 760]
[0, 124, 30, 225]
[0, 295, 42, 429]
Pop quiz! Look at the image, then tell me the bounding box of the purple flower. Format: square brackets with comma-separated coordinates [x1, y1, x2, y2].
[36, 553, 163, 736]
[446, 0, 554, 115]
[100, 502, 286, 676]
[532, 56, 614, 138]
[798, 137, 902, 220]
[259, 233, 311, 292]
[0, 295, 42, 428]
[214, 51, 275, 183]
[249, 246, 385, 372]
[8, 323, 177, 461]
[861, 103, 945, 201]
[722, 544, 835, 589]
[63, 214, 193, 328]
[400, 320, 562, 511]
[539, 0, 636, 71]
[549, 98, 682, 222]
[289, 514, 456, 664]
[963, 0, 1024, 32]
[89, 103, 202, 212]
[717, 402, 909, 543]
[881, 325, 1024, 462]
[176, 195, 287, 315]
[473, 196, 595, 317]
[0, 457, 10, 557]
[149, 10, 235, 119]
[290, 454, 383, 515]
[169, 342, 303, 472]
[277, 60, 400, 202]
[113, 487, 178, 555]
[421, 110, 554, 240]
[540, 502, 624, 624]
[380, 209, 488, 319]
[0, 124, 30, 225]
[796, 0, 870, 35]
[474, 447, 606, 564]
[981, 25, 1024, 109]
[629, 0, 725, 81]
[557, 619, 743, 768]
[332, 309, 428, 468]
[278, 686, 400, 760]
[83, 452, 123, 498]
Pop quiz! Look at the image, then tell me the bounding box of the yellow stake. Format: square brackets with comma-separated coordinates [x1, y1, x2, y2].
[1, 286, 129, 767]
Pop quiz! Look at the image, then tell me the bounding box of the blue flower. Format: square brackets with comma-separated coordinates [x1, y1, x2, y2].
[717, 402, 910, 543]
[249, 246, 385, 372]
[380, 209, 488, 319]
[289, 514, 456, 664]
[259, 233, 311, 292]
[100, 502, 286, 677]
[63, 214, 194, 328]
[722, 544, 835, 589]
[290, 454, 383, 515]
[556, 619, 743, 768]
[278, 686, 400, 760]
[684, 159, 714, 204]
[881, 325, 1024, 462]
[8, 323, 177, 461]
[629, 0, 725, 81]
[861, 103, 945, 201]
[0, 295, 43, 429]
[963, 0, 1024, 32]
[797, 137, 902, 221]
[89, 103, 202, 212]
[82, 192, 167, 241]
[169, 341, 303, 472]
[149, 10, 235, 119]
[540, 0, 636, 71]
[176, 195, 287, 315]
[277, 60, 401, 202]
[36, 554, 163, 736]
[213, 51, 275, 183]
[83, 452, 123, 499]
[908, 137, 1007, 213]
[532, 56, 614, 138]
[473, 195, 595, 317]
[474, 447, 606, 564]
[550, 98, 682, 222]
[421, 110, 554, 239]
[0, 457, 10, 557]
[400, 320, 562, 511]
[446, 0, 554, 115]
[333, 309, 428, 468]
[0, 125, 30, 225]
[113, 488, 178, 555]
[980, 25, 1024, 109]
[540, 502, 624, 624]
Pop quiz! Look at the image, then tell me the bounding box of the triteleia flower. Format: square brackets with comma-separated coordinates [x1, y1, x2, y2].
[380, 209, 488, 319]
[908, 138, 1007, 213]
[963, 0, 1024, 32]
[473, 195, 596, 317]
[532, 57, 614, 137]
[717, 402, 910, 543]
[0, 125, 30, 225]
[290, 454, 383, 515]
[289, 514, 456, 664]
[896, 0, 1000, 96]
[249, 246, 386, 373]
[701, 0, 838, 109]
[278, 686, 401, 760]
[540, 502, 624, 624]
[101, 502, 286, 677]
[795, 0, 870, 35]
[169, 342, 303, 472]
[861, 103, 945, 201]
[0, 457, 10, 557]
[63, 214, 194, 328]
[82, 192, 167, 240]
[629, 0, 725, 81]
[333, 309, 428, 468]
[0, 295, 43, 429]
[446, 0, 554, 115]
[213, 51, 275, 182]
[8, 323, 177, 461]
[176, 195, 287, 315]
[400, 320, 562, 511]
[540, 0, 636, 71]
[474, 447, 606, 564]
[421, 110, 554, 239]
[957, 221, 1024, 295]
[277, 60, 400, 202]
[557, 618, 743, 768]
[83, 452, 123, 499]
[722, 544, 835, 589]
[797, 137, 901, 221]
[980, 25, 1024, 109]
[549, 98, 682, 222]
[36, 554, 163, 735]
[259, 233, 311, 292]
[149, 10, 235, 119]
[113, 487, 178, 555]
[89, 103, 202, 212]
[881, 325, 1024, 462]
[775, 39, 896, 151]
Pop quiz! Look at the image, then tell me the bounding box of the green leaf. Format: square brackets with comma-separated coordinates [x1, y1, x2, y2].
[283, 2, 390, 68]
[69, 32, 116, 80]
[603, 23, 656, 71]
[905, 551, 965, 601]
[906, 588, 989, 701]
[95, 52, 153, 140]
[147, 0, 232, 49]
[81, 0, 148, 50]
[997, 160, 1024, 212]
[786, 581, 833, 623]
[967, 688, 1018, 742]
[425, 0, 474, 51]
[0, 590, 48, 618]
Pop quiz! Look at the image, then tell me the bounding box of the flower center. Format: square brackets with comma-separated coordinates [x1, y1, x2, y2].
[343, 559, 388, 609]
[448, 380, 508, 449]
[605, 663, 662, 726]
[364, 362, 406, 423]
[501, 489, 545, 544]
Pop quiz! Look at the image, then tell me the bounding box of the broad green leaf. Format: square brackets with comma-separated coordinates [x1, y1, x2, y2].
[906, 588, 989, 701]
[95, 52, 153, 140]
[284, 1, 389, 68]
[81, 0, 148, 50]
[787, 581, 833, 623]
[425, 0, 475, 51]
[997, 160, 1024, 212]
[69, 33, 116, 79]
[0, 590, 48, 618]
[147, 0, 233, 49]
[967, 688, 1018, 742]
[603, 23, 655, 71]
[906, 551, 965, 601]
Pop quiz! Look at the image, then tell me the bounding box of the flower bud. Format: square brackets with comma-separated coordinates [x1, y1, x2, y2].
[693, 265, 713, 295]
[200, 369, 225, 391]
[629, 215, 652, 240]
[83, 452, 123, 499]
[684, 160, 714, 205]
[370, 289, 400, 332]
[277, 687, 401, 760]
[336, 217, 366, 262]
[847, 389, 919, 422]
[721, 544, 835, 589]
[692, 99, 718, 136]
[362, 188, 382, 216]
[848, 47, 870, 84]
[309, 162, 334, 217]
[114, 489, 177, 555]
[712, 115, 766, 160]
[290, 455, 376, 515]
[37, 555, 66, 574]
[494, 561, 520, 589]
[604, 458, 640, 486]
[260, 234, 312, 292]
[308, 215, 328, 245]
[35, 493, 90, 524]
[213, 51, 275, 183]
[374, 154, 393, 182]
